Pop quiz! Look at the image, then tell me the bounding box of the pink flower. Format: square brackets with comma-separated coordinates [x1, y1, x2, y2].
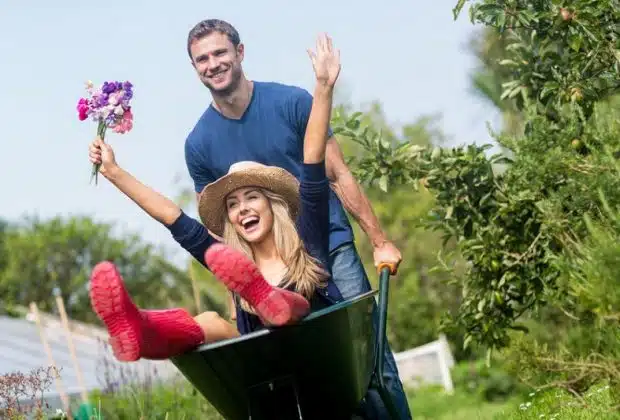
[78, 79, 135, 186]
[76, 98, 90, 121]
[112, 109, 133, 134]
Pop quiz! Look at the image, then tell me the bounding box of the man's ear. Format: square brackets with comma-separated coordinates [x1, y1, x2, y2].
[237, 43, 245, 62]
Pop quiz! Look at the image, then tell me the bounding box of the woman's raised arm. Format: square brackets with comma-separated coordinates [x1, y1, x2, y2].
[303, 33, 341, 164]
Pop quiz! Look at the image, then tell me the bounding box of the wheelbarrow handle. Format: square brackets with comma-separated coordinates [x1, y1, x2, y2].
[375, 264, 394, 380]
[371, 263, 404, 419]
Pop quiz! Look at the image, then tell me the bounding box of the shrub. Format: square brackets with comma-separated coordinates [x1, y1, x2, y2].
[452, 359, 527, 402]
[0, 366, 60, 420]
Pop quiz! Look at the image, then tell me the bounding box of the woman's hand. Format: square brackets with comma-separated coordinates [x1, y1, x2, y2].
[307, 33, 341, 88]
[89, 136, 119, 177]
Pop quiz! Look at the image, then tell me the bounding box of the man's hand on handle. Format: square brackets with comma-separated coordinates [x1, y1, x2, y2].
[374, 240, 402, 275]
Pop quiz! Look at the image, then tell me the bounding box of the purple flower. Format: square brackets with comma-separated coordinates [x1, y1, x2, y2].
[102, 82, 117, 94]
[97, 95, 109, 107]
[79, 80, 134, 125]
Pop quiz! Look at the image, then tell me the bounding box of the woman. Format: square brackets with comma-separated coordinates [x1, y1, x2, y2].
[88, 33, 344, 362]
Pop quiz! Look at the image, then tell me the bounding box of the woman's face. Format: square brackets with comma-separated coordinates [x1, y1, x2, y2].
[225, 187, 274, 244]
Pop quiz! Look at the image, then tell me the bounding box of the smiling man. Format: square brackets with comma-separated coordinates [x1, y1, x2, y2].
[183, 19, 412, 419]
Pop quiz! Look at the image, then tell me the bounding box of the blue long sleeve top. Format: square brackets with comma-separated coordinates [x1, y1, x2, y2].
[166, 160, 344, 334]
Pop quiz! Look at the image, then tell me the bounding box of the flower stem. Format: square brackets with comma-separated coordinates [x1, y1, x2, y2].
[91, 120, 107, 185]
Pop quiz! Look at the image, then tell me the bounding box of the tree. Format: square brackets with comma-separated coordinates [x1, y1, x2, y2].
[337, 0, 620, 376]
[468, 27, 524, 136]
[331, 103, 487, 360]
[454, 0, 620, 116]
[0, 218, 9, 272]
[0, 214, 211, 323]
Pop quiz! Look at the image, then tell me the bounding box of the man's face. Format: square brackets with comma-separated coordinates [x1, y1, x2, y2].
[190, 32, 244, 95]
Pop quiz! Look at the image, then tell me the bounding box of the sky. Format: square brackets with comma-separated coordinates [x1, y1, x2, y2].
[0, 0, 501, 265]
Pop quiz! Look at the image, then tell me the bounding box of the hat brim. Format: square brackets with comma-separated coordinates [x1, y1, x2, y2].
[198, 166, 300, 237]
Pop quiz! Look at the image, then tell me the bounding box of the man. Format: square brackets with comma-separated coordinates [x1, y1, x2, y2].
[183, 19, 412, 419]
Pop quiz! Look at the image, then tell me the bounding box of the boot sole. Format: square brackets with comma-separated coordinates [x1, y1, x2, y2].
[205, 244, 310, 326]
[90, 261, 141, 361]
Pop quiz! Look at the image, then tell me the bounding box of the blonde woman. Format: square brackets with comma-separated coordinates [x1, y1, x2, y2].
[87, 33, 343, 362]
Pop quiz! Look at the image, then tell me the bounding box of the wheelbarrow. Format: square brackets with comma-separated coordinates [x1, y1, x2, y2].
[170, 264, 401, 420]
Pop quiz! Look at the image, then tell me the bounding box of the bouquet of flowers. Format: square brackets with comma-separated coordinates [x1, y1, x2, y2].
[76, 80, 134, 184]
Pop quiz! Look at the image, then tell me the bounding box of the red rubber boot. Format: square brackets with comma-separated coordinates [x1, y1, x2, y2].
[204, 244, 310, 326]
[89, 261, 204, 361]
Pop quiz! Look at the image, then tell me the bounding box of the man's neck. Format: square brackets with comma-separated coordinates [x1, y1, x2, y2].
[211, 78, 254, 120]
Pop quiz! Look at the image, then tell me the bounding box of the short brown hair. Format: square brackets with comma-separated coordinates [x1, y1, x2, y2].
[187, 19, 241, 59]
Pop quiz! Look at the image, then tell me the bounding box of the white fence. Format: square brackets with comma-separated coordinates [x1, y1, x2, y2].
[394, 334, 455, 393]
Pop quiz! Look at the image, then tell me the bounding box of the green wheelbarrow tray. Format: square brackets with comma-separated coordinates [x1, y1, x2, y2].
[170, 267, 400, 420]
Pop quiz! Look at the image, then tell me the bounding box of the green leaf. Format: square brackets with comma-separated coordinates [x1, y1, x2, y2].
[351, 111, 363, 120]
[498, 59, 519, 66]
[378, 175, 389, 192]
[569, 33, 583, 52]
[477, 297, 486, 312]
[463, 334, 473, 350]
[452, 0, 467, 21]
[508, 85, 524, 99]
[485, 348, 493, 368]
[446, 206, 454, 219]
[345, 118, 360, 130]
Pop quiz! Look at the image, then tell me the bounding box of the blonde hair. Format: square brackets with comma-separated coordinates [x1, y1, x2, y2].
[222, 188, 328, 314]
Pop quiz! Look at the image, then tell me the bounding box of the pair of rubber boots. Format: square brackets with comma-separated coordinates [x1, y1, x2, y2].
[89, 243, 310, 361]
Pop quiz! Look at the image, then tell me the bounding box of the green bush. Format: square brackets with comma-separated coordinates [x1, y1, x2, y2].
[501, 191, 620, 399]
[452, 359, 528, 402]
[336, 0, 620, 405]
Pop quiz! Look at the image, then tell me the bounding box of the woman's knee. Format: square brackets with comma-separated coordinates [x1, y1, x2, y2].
[194, 311, 223, 326]
[193, 311, 239, 342]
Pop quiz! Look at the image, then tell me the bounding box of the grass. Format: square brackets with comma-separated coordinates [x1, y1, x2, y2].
[4, 362, 618, 419]
[406, 382, 619, 420]
[407, 385, 519, 420]
[495, 383, 620, 420]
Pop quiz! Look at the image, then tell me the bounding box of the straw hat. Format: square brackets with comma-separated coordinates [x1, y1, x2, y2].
[198, 161, 301, 237]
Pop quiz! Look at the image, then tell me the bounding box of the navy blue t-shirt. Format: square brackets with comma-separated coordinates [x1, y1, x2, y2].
[184, 81, 354, 252]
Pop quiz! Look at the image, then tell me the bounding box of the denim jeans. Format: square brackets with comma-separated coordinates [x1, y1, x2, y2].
[329, 243, 413, 420]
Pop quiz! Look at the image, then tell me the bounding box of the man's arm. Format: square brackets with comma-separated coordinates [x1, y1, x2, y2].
[325, 137, 402, 269]
[286, 86, 401, 269]
[325, 137, 385, 247]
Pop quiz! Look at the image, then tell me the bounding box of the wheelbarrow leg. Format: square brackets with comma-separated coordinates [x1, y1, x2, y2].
[369, 266, 403, 420]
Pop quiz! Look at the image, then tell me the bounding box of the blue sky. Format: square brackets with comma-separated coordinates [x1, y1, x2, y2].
[0, 0, 500, 264]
